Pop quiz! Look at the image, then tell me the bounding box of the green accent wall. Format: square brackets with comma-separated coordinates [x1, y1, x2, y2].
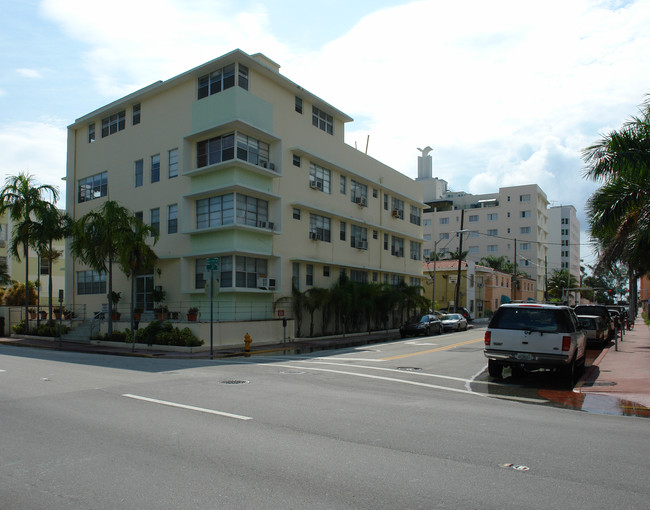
[190, 229, 272, 256]
[191, 87, 273, 135]
[190, 167, 274, 194]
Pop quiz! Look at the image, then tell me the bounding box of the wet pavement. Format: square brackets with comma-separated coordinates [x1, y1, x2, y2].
[2, 317, 649, 417]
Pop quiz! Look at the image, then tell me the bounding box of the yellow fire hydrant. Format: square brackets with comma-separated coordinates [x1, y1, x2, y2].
[244, 333, 252, 356]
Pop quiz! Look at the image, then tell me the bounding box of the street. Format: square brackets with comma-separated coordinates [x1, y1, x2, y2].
[1, 331, 649, 509]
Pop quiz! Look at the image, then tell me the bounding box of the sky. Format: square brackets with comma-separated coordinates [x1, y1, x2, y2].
[1, 0, 649, 266]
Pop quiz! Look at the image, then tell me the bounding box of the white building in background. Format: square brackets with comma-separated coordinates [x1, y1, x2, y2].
[547, 205, 581, 283]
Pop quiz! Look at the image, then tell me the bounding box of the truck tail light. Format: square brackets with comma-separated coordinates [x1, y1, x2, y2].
[484, 331, 491, 346]
[562, 336, 571, 351]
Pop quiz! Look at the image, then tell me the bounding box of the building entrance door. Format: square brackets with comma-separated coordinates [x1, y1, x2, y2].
[136, 275, 154, 311]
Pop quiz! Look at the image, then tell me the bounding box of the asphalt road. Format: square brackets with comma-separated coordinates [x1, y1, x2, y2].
[1, 331, 649, 509]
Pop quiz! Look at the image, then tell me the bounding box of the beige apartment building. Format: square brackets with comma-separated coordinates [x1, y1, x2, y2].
[65, 49, 425, 341]
[423, 183, 549, 301]
[547, 205, 581, 284]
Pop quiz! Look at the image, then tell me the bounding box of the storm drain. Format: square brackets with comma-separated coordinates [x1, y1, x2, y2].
[219, 380, 249, 385]
[396, 367, 422, 372]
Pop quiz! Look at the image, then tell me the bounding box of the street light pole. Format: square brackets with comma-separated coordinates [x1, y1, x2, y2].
[454, 210, 465, 313]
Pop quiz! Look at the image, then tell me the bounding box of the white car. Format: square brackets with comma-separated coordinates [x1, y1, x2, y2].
[484, 303, 587, 388]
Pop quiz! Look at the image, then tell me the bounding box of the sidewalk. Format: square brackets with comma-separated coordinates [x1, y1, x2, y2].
[576, 316, 650, 409]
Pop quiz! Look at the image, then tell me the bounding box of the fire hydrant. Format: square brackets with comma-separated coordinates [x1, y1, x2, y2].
[244, 333, 252, 356]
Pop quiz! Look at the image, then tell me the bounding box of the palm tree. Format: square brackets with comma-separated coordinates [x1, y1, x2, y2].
[31, 205, 72, 323]
[71, 200, 136, 338]
[547, 269, 579, 301]
[116, 218, 158, 349]
[0, 173, 59, 331]
[0, 259, 12, 287]
[303, 287, 328, 337]
[583, 95, 650, 310]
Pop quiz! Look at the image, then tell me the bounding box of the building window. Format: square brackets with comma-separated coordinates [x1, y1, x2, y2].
[168, 148, 178, 178]
[384, 194, 389, 210]
[469, 246, 479, 254]
[293, 154, 301, 167]
[40, 257, 50, 275]
[521, 210, 531, 218]
[350, 180, 368, 204]
[151, 154, 160, 183]
[440, 217, 449, 225]
[235, 256, 267, 288]
[238, 65, 248, 90]
[487, 213, 498, 221]
[309, 162, 331, 193]
[340, 221, 346, 241]
[520, 194, 531, 202]
[88, 123, 95, 143]
[236, 195, 269, 227]
[340, 175, 346, 194]
[391, 197, 404, 219]
[350, 270, 368, 283]
[410, 241, 421, 261]
[488, 229, 497, 236]
[135, 159, 143, 187]
[391, 236, 404, 257]
[487, 244, 498, 252]
[77, 270, 106, 295]
[197, 133, 234, 167]
[292, 262, 300, 290]
[384, 233, 389, 251]
[197, 194, 234, 228]
[410, 205, 421, 225]
[306, 264, 314, 286]
[135, 211, 143, 223]
[295, 96, 303, 114]
[423, 234, 431, 241]
[520, 243, 530, 250]
[351, 225, 368, 249]
[236, 133, 270, 166]
[168, 204, 178, 234]
[132, 103, 141, 125]
[520, 226, 530, 234]
[468, 231, 479, 238]
[150, 208, 160, 235]
[468, 215, 479, 222]
[293, 208, 301, 220]
[101, 110, 125, 137]
[439, 233, 449, 240]
[312, 106, 333, 135]
[78, 171, 108, 203]
[323, 266, 330, 277]
[424, 248, 431, 258]
[0, 224, 7, 241]
[309, 213, 331, 242]
[197, 63, 236, 99]
[423, 218, 431, 226]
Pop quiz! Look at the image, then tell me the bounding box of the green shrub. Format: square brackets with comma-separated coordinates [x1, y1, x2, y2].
[12, 320, 70, 336]
[100, 322, 204, 348]
[12, 320, 26, 334]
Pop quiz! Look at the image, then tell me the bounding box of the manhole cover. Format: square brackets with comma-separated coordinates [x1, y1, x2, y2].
[396, 367, 422, 371]
[219, 380, 249, 385]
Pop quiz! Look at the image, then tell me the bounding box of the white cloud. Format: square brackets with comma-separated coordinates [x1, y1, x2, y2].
[16, 68, 43, 79]
[0, 121, 67, 206]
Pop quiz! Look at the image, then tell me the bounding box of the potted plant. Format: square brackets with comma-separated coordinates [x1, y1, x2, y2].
[133, 306, 143, 321]
[154, 304, 169, 321]
[39, 310, 47, 319]
[187, 306, 199, 321]
[29, 308, 37, 319]
[108, 291, 121, 320]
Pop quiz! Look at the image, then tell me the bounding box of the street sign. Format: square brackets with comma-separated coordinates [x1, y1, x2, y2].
[204, 278, 220, 295]
[206, 257, 219, 271]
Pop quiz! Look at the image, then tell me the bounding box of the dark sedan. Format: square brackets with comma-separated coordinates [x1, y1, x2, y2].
[400, 314, 442, 338]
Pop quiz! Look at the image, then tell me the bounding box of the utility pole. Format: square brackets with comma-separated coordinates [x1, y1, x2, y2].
[513, 238, 517, 301]
[454, 209, 465, 313]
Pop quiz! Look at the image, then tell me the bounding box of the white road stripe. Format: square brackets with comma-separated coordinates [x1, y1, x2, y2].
[122, 394, 252, 421]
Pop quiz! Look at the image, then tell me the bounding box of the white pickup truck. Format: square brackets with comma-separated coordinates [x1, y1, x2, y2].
[484, 303, 587, 388]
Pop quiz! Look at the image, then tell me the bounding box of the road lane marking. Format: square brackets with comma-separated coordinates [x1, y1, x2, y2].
[264, 364, 548, 403]
[122, 394, 252, 421]
[381, 338, 484, 361]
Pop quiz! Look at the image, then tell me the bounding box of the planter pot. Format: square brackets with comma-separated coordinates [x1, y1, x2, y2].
[111, 312, 121, 321]
[187, 313, 197, 322]
[39, 311, 47, 319]
[29, 313, 37, 320]
[54, 313, 61, 320]
[133, 313, 142, 321]
[156, 313, 168, 321]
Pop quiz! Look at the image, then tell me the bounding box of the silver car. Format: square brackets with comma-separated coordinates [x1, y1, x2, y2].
[440, 313, 468, 332]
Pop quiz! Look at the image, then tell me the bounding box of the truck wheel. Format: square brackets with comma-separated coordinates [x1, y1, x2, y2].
[562, 358, 576, 389]
[488, 359, 503, 379]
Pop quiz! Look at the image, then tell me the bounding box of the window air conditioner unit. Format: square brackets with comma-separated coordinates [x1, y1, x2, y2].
[0, 240, 5, 248]
[356, 240, 368, 250]
[309, 231, 318, 240]
[392, 209, 402, 218]
[309, 180, 318, 189]
[261, 161, 268, 168]
[257, 277, 276, 290]
[355, 196, 367, 207]
[267, 222, 274, 230]
[269, 163, 275, 171]
[257, 220, 268, 228]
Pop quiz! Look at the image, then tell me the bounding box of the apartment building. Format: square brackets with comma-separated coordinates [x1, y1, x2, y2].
[0, 212, 65, 309]
[547, 205, 581, 283]
[65, 49, 424, 338]
[423, 183, 549, 301]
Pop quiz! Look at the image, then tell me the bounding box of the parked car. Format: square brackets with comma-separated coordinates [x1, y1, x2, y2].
[438, 307, 471, 322]
[484, 303, 587, 388]
[573, 304, 615, 341]
[440, 313, 468, 332]
[577, 314, 609, 348]
[400, 314, 442, 338]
